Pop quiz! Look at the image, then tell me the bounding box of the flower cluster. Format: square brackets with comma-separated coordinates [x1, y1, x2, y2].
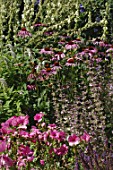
[0, 114, 90, 169]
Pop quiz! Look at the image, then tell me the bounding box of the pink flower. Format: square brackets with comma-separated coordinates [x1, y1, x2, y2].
[34, 112, 44, 122]
[57, 131, 66, 142]
[15, 115, 29, 126]
[39, 47, 54, 55]
[49, 130, 59, 140]
[17, 158, 26, 168]
[48, 124, 57, 129]
[1, 116, 17, 127]
[0, 155, 14, 167]
[1, 115, 29, 127]
[54, 144, 68, 155]
[0, 126, 14, 135]
[29, 127, 41, 138]
[27, 84, 36, 91]
[0, 140, 7, 152]
[27, 73, 36, 81]
[79, 50, 93, 58]
[37, 68, 57, 81]
[84, 46, 97, 54]
[67, 134, 80, 146]
[80, 132, 91, 142]
[19, 130, 29, 138]
[65, 41, 79, 50]
[58, 40, 66, 45]
[52, 62, 62, 71]
[18, 145, 34, 157]
[17, 145, 34, 165]
[17, 27, 32, 38]
[42, 68, 57, 75]
[54, 52, 65, 60]
[40, 159, 45, 165]
[65, 58, 76, 66]
[38, 131, 49, 142]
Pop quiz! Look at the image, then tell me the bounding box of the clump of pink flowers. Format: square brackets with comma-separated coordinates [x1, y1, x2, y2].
[0, 113, 91, 169]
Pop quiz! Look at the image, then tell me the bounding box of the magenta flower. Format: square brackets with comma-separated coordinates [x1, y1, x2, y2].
[0, 140, 7, 152]
[18, 145, 34, 158]
[49, 130, 59, 140]
[34, 112, 44, 122]
[40, 159, 45, 165]
[49, 147, 54, 155]
[27, 84, 36, 91]
[38, 131, 49, 142]
[67, 134, 80, 146]
[15, 115, 29, 126]
[0, 155, 14, 168]
[57, 131, 66, 142]
[54, 144, 68, 155]
[1, 115, 29, 128]
[1, 116, 17, 127]
[0, 126, 14, 135]
[17, 145, 34, 168]
[17, 158, 26, 168]
[29, 127, 41, 138]
[17, 27, 32, 38]
[80, 132, 91, 142]
[19, 130, 29, 138]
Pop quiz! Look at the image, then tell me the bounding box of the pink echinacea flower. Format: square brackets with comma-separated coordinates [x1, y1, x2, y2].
[17, 27, 32, 38]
